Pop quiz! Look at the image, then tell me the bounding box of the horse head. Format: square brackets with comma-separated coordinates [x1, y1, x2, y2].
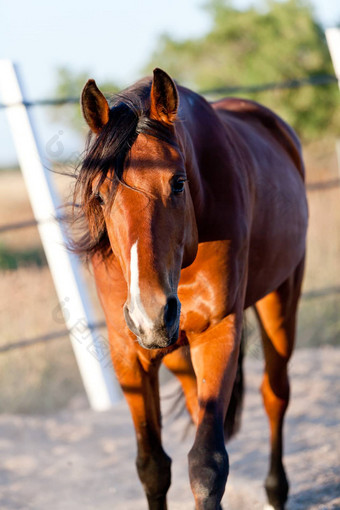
[80, 69, 198, 349]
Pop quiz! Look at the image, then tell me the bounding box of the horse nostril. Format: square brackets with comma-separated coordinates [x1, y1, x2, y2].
[164, 296, 179, 330]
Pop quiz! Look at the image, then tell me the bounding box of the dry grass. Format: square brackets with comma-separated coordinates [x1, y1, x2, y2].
[0, 267, 82, 412]
[0, 137, 339, 413]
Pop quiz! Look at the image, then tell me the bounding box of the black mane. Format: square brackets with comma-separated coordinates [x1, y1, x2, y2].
[72, 79, 177, 259]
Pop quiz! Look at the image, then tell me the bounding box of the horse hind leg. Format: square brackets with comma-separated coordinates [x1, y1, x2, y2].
[254, 256, 305, 510]
[162, 345, 199, 426]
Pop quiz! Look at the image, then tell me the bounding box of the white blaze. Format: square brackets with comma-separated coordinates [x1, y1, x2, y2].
[129, 241, 153, 329]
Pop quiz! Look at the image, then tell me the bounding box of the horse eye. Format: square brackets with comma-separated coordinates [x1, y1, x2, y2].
[94, 192, 105, 205]
[171, 178, 186, 195]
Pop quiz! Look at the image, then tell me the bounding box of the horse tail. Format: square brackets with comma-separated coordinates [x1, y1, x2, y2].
[224, 326, 245, 442]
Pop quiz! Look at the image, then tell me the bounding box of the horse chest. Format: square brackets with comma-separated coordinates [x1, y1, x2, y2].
[178, 241, 233, 334]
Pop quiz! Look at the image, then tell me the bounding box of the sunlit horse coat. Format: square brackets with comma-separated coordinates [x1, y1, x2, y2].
[76, 68, 308, 510]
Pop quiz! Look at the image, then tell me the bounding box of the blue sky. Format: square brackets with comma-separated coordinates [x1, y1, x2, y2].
[1, 0, 212, 99]
[1, 0, 339, 166]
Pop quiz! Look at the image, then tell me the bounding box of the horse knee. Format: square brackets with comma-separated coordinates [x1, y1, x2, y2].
[136, 449, 171, 503]
[188, 444, 229, 509]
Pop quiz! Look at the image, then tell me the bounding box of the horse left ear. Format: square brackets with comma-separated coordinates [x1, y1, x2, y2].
[81, 79, 110, 134]
[150, 68, 178, 125]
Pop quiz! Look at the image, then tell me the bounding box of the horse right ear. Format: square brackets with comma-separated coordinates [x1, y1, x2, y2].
[150, 68, 178, 125]
[81, 79, 110, 134]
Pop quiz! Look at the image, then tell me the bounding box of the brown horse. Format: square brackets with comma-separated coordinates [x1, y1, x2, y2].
[75, 68, 308, 510]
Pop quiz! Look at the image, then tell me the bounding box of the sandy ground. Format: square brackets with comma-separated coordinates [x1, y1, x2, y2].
[0, 347, 339, 510]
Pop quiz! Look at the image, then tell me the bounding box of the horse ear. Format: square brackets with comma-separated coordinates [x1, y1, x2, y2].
[150, 68, 178, 125]
[81, 79, 110, 134]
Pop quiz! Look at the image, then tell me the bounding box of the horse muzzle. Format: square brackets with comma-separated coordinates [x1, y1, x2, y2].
[123, 295, 181, 350]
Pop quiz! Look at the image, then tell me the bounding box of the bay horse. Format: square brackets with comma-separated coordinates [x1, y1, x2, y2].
[75, 68, 308, 510]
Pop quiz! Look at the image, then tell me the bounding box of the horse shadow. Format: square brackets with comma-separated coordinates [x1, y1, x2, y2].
[288, 482, 340, 509]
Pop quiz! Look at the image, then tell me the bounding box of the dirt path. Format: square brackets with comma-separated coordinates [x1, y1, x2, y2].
[0, 347, 339, 510]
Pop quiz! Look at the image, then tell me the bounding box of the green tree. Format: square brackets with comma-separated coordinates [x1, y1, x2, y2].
[145, 0, 339, 140]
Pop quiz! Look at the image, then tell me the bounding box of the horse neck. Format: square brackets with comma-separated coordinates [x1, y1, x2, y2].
[175, 89, 234, 234]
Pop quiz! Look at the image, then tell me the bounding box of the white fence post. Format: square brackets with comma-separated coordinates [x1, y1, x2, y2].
[326, 28, 340, 89]
[0, 59, 121, 410]
[326, 29, 340, 176]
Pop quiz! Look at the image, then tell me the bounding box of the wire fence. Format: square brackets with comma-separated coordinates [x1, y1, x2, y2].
[0, 178, 339, 236]
[0, 71, 339, 354]
[0, 74, 337, 110]
[0, 321, 107, 354]
[2, 283, 340, 354]
[199, 74, 338, 96]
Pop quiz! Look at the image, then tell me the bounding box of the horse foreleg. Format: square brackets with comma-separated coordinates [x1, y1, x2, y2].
[254, 257, 305, 510]
[112, 350, 171, 510]
[187, 313, 243, 510]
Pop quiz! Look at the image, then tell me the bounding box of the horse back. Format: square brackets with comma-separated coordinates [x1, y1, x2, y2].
[212, 97, 305, 181]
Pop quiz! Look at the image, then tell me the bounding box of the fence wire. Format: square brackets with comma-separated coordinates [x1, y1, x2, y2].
[0, 74, 337, 110]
